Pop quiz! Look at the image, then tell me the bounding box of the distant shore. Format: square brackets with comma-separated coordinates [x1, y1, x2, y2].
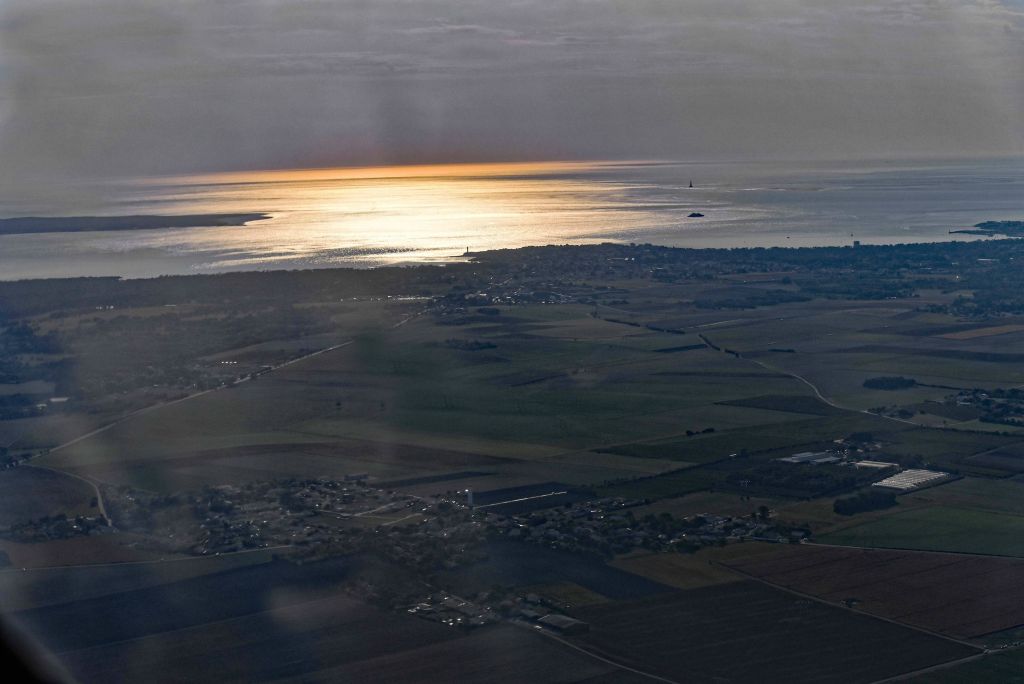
[0, 214, 271, 236]
[949, 220, 1024, 237]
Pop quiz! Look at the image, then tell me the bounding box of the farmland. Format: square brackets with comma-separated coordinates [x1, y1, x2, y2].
[8, 550, 654, 684]
[908, 649, 1024, 683]
[0, 466, 95, 526]
[439, 540, 672, 601]
[819, 505, 1024, 557]
[723, 544, 1024, 639]
[17, 242, 1024, 508]
[570, 581, 978, 683]
[5, 241, 1024, 681]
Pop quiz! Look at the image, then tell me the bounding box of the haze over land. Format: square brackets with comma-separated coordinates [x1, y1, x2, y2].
[2, 158, 1023, 280]
[3, 3, 1024, 683]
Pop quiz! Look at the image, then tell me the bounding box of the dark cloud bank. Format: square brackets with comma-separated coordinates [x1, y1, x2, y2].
[0, 0, 1021, 184]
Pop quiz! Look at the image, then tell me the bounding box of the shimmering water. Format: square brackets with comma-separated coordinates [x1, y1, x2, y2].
[2, 158, 1022, 280]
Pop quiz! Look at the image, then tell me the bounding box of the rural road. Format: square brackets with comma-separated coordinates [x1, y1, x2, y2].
[20, 463, 111, 526]
[698, 332, 923, 427]
[511, 620, 682, 684]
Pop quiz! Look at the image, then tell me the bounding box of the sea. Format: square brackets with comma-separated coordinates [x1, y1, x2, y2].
[1, 157, 1023, 280]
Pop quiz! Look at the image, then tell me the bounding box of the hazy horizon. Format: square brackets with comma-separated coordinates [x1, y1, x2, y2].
[2, 157, 1022, 280]
[2, 0, 1022, 198]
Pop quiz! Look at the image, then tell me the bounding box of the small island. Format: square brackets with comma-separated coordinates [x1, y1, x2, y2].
[0, 213, 271, 236]
[950, 220, 1024, 237]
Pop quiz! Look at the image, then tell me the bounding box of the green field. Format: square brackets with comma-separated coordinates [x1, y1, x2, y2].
[909, 649, 1024, 683]
[820, 505, 1024, 557]
[904, 477, 1024, 516]
[40, 304, 867, 494]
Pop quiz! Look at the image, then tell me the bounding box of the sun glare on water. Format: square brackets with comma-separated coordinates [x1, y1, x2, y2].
[124, 161, 657, 269]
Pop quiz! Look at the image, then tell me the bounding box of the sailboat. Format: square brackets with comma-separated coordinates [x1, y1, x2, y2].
[688, 180, 693, 188]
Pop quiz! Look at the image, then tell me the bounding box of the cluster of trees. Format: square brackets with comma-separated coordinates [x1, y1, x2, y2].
[0, 394, 46, 421]
[0, 513, 107, 543]
[443, 338, 498, 351]
[694, 289, 810, 310]
[477, 238, 1024, 315]
[864, 376, 916, 390]
[0, 322, 61, 386]
[959, 388, 1024, 426]
[833, 489, 897, 516]
[725, 462, 869, 498]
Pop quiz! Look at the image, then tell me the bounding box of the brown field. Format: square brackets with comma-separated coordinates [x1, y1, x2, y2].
[940, 324, 1024, 340]
[630, 491, 782, 519]
[0, 551, 275, 612]
[724, 544, 1024, 639]
[571, 581, 977, 684]
[59, 438, 510, 494]
[270, 624, 645, 684]
[611, 547, 748, 590]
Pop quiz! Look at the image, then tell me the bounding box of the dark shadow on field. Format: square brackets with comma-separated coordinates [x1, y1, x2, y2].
[571, 581, 979, 684]
[440, 540, 671, 600]
[6, 551, 665, 684]
[9, 556, 464, 683]
[12, 557, 361, 653]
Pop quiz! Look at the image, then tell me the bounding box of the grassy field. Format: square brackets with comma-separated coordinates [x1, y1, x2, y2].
[907, 649, 1024, 683]
[609, 544, 762, 590]
[34, 286, 1024, 508]
[38, 303, 870, 497]
[0, 466, 95, 526]
[519, 581, 611, 608]
[903, 477, 1024, 516]
[819, 505, 1024, 557]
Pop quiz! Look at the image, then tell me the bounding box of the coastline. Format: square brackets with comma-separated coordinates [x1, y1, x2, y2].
[0, 214, 271, 236]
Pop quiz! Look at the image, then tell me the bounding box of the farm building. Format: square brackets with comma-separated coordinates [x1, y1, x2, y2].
[872, 469, 949, 491]
[538, 614, 590, 635]
[779, 451, 839, 465]
[854, 460, 898, 470]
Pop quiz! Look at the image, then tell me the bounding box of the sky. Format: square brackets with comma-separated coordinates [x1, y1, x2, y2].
[0, 0, 1022, 183]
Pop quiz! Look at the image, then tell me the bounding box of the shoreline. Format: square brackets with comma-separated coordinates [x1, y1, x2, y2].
[0, 236, 1018, 284]
[0, 214, 271, 236]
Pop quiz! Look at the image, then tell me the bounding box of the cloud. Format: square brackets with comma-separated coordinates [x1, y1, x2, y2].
[0, 0, 1021, 188]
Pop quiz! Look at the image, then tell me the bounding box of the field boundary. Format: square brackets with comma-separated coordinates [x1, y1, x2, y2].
[510, 620, 682, 684]
[717, 558, 984, 651]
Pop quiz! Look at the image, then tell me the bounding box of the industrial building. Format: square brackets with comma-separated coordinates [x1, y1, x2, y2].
[871, 469, 949, 491]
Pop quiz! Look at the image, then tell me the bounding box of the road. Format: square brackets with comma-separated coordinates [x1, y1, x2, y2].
[698, 332, 922, 427]
[46, 338, 358, 457]
[33, 307, 425, 530]
[510, 620, 682, 684]
[20, 463, 111, 526]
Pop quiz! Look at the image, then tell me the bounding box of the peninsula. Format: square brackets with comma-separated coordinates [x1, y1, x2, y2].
[0, 213, 271, 235]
